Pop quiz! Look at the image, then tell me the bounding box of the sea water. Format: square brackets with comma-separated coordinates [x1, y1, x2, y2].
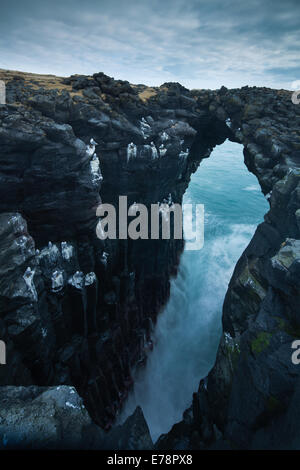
[118, 139, 269, 442]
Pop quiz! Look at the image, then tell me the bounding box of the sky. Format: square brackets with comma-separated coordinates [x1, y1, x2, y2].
[0, 0, 299, 90]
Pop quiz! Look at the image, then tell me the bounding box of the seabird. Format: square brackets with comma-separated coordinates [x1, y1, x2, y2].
[127, 142, 137, 162]
[86, 138, 98, 157]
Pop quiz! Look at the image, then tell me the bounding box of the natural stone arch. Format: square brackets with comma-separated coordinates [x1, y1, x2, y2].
[0, 70, 299, 444]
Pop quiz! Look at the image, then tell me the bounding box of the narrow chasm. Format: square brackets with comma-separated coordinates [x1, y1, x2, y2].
[117, 140, 269, 442]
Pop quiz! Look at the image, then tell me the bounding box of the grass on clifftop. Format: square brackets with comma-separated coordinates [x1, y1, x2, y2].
[0, 69, 85, 97]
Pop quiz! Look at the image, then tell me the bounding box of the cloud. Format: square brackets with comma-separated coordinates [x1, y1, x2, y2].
[0, 0, 299, 89]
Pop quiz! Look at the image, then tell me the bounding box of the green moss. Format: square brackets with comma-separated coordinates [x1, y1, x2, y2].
[251, 331, 272, 354]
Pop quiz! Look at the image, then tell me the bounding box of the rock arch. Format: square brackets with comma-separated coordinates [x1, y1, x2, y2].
[0, 70, 299, 445]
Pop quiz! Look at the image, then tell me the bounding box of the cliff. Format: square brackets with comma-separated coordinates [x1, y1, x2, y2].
[0, 69, 299, 449]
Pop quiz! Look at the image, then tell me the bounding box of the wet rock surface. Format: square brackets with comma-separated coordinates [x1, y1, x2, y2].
[0, 69, 299, 448]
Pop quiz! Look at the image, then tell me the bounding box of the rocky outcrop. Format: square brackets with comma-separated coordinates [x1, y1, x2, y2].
[0, 69, 299, 448]
[100, 406, 153, 450]
[0, 385, 152, 449]
[0, 385, 101, 449]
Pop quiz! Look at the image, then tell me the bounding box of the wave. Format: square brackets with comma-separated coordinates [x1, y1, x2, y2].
[243, 185, 259, 191]
[117, 223, 257, 442]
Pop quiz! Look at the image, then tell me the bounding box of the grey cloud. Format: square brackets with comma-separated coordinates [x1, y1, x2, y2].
[0, 0, 299, 89]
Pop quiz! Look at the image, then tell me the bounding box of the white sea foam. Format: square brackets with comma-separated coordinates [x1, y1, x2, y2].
[243, 185, 259, 191]
[117, 222, 256, 441]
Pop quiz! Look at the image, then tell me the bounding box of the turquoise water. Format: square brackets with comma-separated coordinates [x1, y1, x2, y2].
[118, 140, 269, 442]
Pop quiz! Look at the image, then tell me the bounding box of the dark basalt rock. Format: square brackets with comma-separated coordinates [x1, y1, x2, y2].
[0, 69, 299, 448]
[99, 406, 153, 450]
[0, 385, 101, 449]
[0, 385, 152, 449]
